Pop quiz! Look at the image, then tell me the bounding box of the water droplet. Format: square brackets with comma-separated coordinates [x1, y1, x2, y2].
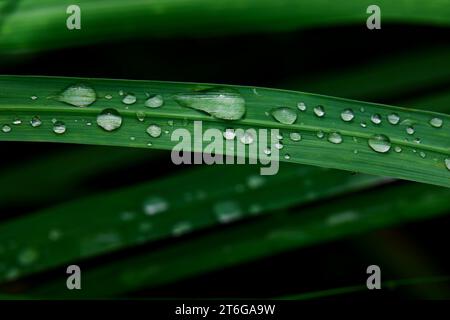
[360, 121, 367, 128]
[297, 102, 306, 111]
[30, 116, 42, 127]
[223, 128, 236, 140]
[274, 142, 284, 150]
[122, 93, 137, 105]
[58, 84, 96, 107]
[316, 131, 324, 139]
[368, 134, 391, 153]
[30, 95, 38, 100]
[172, 222, 192, 237]
[419, 151, 426, 158]
[445, 158, 450, 170]
[105, 94, 112, 100]
[240, 132, 254, 144]
[406, 126, 415, 135]
[48, 229, 62, 241]
[214, 201, 242, 224]
[145, 94, 164, 108]
[429, 117, 443, 128]
[174, 88, 245, 120]
[247, 175, 265, 189]
[394, 146, 402, 153]
[18, 248, 38, 266]
[313, 105, 325, 117]
[284, 154, 291, 160]
[96, 109, 122, 131]
[2, 124, 11, 133]
[143, 197, 168, 215]
[167, 120, 174, 126]
[353, 149, 358, 154]
[12, 118, 22, 125]
[328, 132, 343, 144]
[146, 124, 162, 138]
[289, 132, 302, 141]
[387, 113, 400, 125]
[360, 107, 365, 113]
[371, 113, 382, 125]
[414, 137, 421, 144]
[340, 109, 354, 122]
[271, 107, 297, 125]
[136, 111, 146, 122]
[264, 148, 271, 155]
[53, 121, 66, 134]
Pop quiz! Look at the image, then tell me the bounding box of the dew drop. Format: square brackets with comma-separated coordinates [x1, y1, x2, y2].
[30, 116, 42, 128]
[328, 132, 343, 144]
[360, 121, 367, 128]
[368, 134, 391, 153]
[2, 124, 11, 133]
[53, 121, 66, 134]
[429, 117, 443, 128]
[146, 124, 162, 138]
[223, 128, 236, 140]
[30, 95, 38, 100]
[58, 84, 96, 107]
[12, 118, 22, 125]
[284, 154, 291, 160]
[445, 158, 450, 171]
[313, 105, 325, 117]
[271, 107, 297, 125]
[340, 109, 354, 122]
[214, 201, 242, 224]
[406, 126, 415, 135]
[105, 94, 112, 100]
[174, 88, 245, 120]
[143, 197, 168, 215]
[97, 109, 122, 131]
[371, 113, 382, 125]
[419, 151, 426, 158]
[145, 94, 164, 108]
[264, 148, 271, 155]
[289, 132, 302, 141]
[274, 142, 284, 150]
[172, 222, 192, 237]
[122, 93, 137, 105]
[387, 113, 400, 125]
[297, 102, 307, 111]
[240, 131, 254, 144]
[136, 111, 146, 122]
[48, 229, 62, 241]
[394, 146, 402, 153]
[18, 248, 38, 266]
[316, 131, 324, 139]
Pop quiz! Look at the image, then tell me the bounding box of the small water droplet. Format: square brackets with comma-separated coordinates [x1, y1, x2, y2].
[274, 142, 284, 150]
[2, 124, 11, 133]
[316, 131, 324, 139]
[30, 116, 42, 128]
[48, 229, 62, 241]
[360, 121, 367, 128]
[30, 95, 38, 100]
[353, 149, 358, 154]
[394, 146, 402, 153]
[122, 93, 137, 105]
[144, 94, 164, 108]
[328, 132, 343, 144]
[240, 131, 254, 144]
[445, 158, 450, 171]
[119, 90, 124, 96]
[172, 222, 192, 237]
[58, 84, 97, 107]
[414, 137, 421, 144]
[143, 197, 168, 215]
[18, 248, 38, 266]
[136, 111, 146, 122]
[174, 88, 245, 120]
[53, 121, 66, 134]
[419, 151, 426, 158]
[247, 175, 265, 189]
[264, 148, 271, 155]
[297, 102, 306, 111]
[387, 113, 400, 125]
[145, 124, 161, 138]
[167, 120, 174, 126]
[289, 132, 302, 141]
[429, 117, 443, 128]
[223, 128, 236, 140]
[97, 109, 122, 131]
[368, 134, 391, 153]
[340, 109, 354, 122]
[12, 118, 22, 125]
[271, 107, 297, 125]
[214, 201, 242, 224]
[360, 107, 365, 113]
[284, 154, 291, 160]
[406, 126, 415, 135]
[371, 113, 382, 125]
[313, 105, 325, 117]
[105, 94, 112, 100]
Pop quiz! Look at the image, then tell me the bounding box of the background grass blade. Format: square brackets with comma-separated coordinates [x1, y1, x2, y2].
[1, 76, 449, 187]
[15, 182, 450, 298]
[1, 0, 450, 55]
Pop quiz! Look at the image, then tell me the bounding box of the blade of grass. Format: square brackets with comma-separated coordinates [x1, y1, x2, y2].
[1, 76, 449, 187]
[1, 0, 450, 55]
[19, 182, 450, 298]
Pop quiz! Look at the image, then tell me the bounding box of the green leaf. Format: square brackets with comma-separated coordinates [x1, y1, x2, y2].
[1, 76, 449, 186]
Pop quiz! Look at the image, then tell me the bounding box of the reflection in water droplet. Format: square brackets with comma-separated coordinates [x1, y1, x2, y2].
[146, 124, 162, 138]
[58, 84, 97, 107]
[271, 107, 297, 125]
[368, 134, 391, 153]
[53, 121, 66, 134]
[340, 109, 354, 122]
[145, 94, 164, 108]
[313, 105, 325, 117]
[387, 113, 400, 125]
[97, 109, 122, 131]
[174, 88, 245, 120]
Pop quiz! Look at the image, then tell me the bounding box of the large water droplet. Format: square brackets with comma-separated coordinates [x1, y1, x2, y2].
[387, 113, 400, 125]
[328, 132, 343, 144]
[53, 121, 66, 134]
[58, 84, 96, 107]
[146, 124, 162, 138]
[122, 93, 137, 105]
[429, 117, 443, 128]
[271, 107, 297, 125]
[145, 94, 164, 108]
[340, 109, 354, 122]
[289, 132, 302, 141]
[313, 105, 325, 117]
[174, 88, 245, 120]
[368, 134, 391, 153]
[97, 109, 122, 131]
